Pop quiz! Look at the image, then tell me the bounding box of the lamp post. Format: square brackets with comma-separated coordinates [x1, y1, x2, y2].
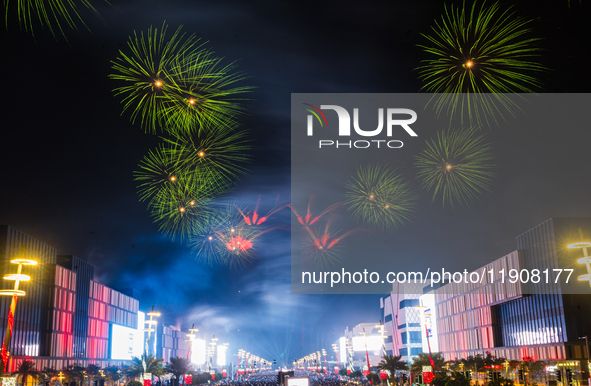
[579, 336, 590, 386]
[332, 344, 339, 374]
[362, 328, 371, 377]
[58, 372, 65, 386]
[0, 251, 37, 373]
[208, 336, 218, 376]
[376, 321, 387, 358]
[142, 306, 160, 386]
[185, 324, 199, 360]
[346, 339, 354, 375]
[567, 241, 591, 287]
[144, 306, 161, 356]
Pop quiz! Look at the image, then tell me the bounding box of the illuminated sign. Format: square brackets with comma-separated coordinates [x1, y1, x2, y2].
[352, 335, 382, 351]
[191, 339, 206, 365]
[285, 377, 310, 386]
[110, 311, 145, 360]
[419, 294, 439, 353]
[217, 345, 228, 367]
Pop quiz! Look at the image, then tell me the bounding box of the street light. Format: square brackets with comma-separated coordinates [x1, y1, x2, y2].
[567, 241, 591, 287]
[0, 251, 37, 372]
[579, 336, 590, 386]
[376, 321, 388, 358]
[58, 371, 65, 386]
[185, 324, 199, 360]
[144, 306, 161, 356]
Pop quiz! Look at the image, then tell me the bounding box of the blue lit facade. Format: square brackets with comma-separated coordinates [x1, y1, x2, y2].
[433, 218, 591, 386]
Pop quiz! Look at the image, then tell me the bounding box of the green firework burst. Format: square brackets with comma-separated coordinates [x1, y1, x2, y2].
[134, 145, 219, 240]
[345, 164, 415, 231]
[161, 117, 250, 192]
[110, 23, 202, 133]
[415, 127, 494, 207]
[417, 1, 545, 127]
[149, 175, 214, 241]
[110, 22, 251, 134]
[134, 145, 186, 205]
[4, 0, 106, 38]
[160, 51, 251, 135]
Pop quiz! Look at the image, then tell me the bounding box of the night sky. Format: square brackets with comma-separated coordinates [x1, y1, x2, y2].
[1, 0, 590, 365]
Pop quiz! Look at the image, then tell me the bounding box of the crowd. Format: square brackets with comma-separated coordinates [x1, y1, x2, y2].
[216, 371, 368, 386]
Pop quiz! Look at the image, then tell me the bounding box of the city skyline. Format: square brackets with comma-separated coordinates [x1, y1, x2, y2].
[1, 0, 591, 365]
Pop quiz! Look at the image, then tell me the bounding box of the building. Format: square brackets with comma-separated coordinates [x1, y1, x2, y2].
[380, 218, 591, 384]
[0, 225, 140, 371]
[380, 281, 428, 364]
[341, 323, 384, 368]
[434, 218, 591, 364]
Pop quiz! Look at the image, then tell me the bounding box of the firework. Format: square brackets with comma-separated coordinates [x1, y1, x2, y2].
[190, 202, 274, 267]
[161, 117, 250, 192]
[289, 195, 343, 228]
[237, 196, 288, 226]
[345, 164, 415, 231]
[160, 50, 251, 135]
[415, 127, 494, 207]
[110, 23, 203, 133]
[135, 145, 221, 240]
[4, 0, 105, 38]
[149, 176, 214, 241]
[134, 145, 186, 205]
[417, 1, 545, 127]
[301, 217, 360, 268]
[110, 23, 251, 134]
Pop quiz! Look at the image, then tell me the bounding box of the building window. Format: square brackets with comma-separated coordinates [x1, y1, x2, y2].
[399, 348, 408, 357]
[385, 314, 392, 323]
[400, 299, 420, 309]
[410, 348, 423, 355]
[408, 331, 422, 343]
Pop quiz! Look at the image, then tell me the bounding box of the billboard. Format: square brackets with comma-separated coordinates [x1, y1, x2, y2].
[286, 377, 309, 386]
[419, 294, 438, 353]
[191, 338, 206, 365]
[110, 311, 145, 360]
[352, 335, 382, 352]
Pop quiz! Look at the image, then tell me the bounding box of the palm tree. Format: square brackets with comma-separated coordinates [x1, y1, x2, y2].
[64, 365, 87, 386]
[12, 360, 40, 386]
[86, 364, 101, 386]
[165, 357, 191, 386]
[125, 355, 165, 383]
[104, 366, 122, 386]
[378, 355, 408, 384]
[410, 353, 445, 373]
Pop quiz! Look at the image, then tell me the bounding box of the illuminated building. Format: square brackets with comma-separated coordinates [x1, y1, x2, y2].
[0, 225, 140, 371]
[381, 218, 591, 383]
[380, 281, 432, 363]
[157, 324, 193, 364]
[434, 218, 591, 364]
[343, 323, 383, 367]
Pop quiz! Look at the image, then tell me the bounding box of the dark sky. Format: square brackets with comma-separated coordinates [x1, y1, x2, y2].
[0, 0, 590, 365]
